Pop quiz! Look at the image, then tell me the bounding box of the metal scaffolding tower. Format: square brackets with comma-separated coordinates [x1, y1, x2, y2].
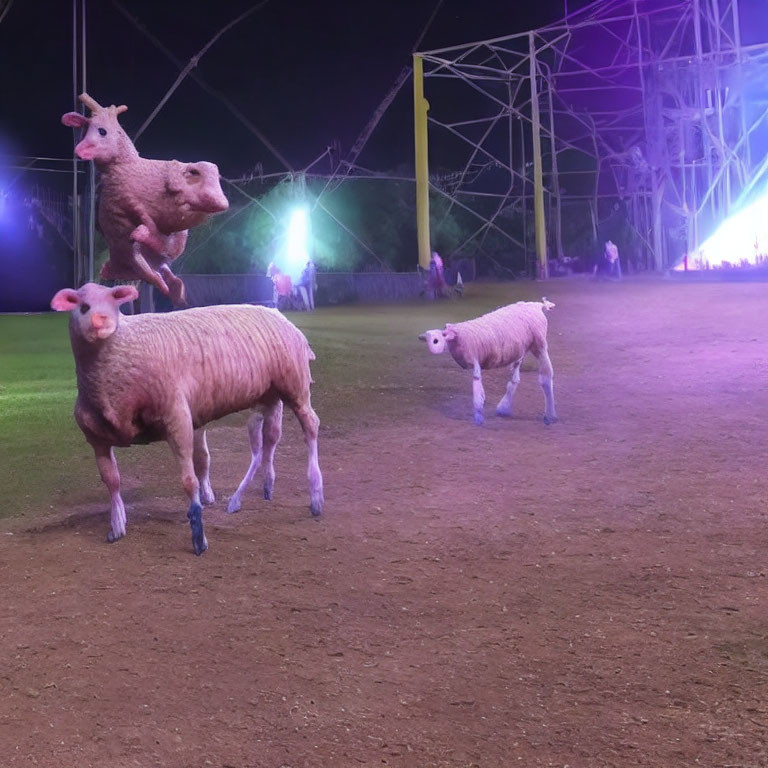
[414, 0, 768, 274]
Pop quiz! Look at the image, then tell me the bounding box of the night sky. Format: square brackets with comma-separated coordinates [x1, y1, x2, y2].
[0, 0, 584, 181]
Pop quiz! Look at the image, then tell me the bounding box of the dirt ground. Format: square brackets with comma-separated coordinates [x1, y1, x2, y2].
[1, 277, 767, 767]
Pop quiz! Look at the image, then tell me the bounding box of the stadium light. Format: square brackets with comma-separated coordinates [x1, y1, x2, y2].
[284, 206, 310, 279]
[677, 191, 768, 270]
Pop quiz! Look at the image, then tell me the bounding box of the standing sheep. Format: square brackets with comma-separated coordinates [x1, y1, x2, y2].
[51, 282, 323, 555]
[419, 299, 557, 426]
[61, 93, 229, 306]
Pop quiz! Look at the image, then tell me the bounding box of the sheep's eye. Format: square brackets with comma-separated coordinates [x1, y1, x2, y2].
[188, 168, 200, 176]
[80, 303, 90, 314]
[432, 338, 439, 344]
[98, 128, 107, 137]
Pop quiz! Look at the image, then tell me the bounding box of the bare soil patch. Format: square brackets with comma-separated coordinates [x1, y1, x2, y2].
[2, 278, 767, 767]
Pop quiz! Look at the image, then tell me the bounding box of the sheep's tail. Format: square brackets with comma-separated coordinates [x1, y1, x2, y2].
[541, 297, 555, 311]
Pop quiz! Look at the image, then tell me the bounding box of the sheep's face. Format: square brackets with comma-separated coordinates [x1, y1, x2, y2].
[419, 327, 456, 355]
[51, 283, 138, 343]
[62, 111, 131, 166]
[167, 161, 230, 214]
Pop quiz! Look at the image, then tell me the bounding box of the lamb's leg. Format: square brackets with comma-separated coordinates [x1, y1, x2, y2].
[93, 442, 126, 543]
[537, 347, 558, 425]
[472, 361, 485, 426]
[131, 222, 168, 255]
[130, 243, 170, 296]
[166, 230, 189, 260]
[291, 398, 323, 516]
[166, 405, 207, 555]
[159, 264, 187, 307]
[226, 410, 265, 514]
[261, 400, 284, 501]
[496, 358, 523, 417]
[193, 429, 215, 505]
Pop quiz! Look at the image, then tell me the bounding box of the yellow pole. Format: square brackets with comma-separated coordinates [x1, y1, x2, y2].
[413, 54, 431, 270]
[528, 33, 548, 279]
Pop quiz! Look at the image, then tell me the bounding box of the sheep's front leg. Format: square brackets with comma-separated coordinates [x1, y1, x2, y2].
[472, 361, 485, 426]
[496, 358, 522, 417]
[92, 442, 126, 543]
[537, 347, 558, 425]
[167, 405, 207, 555]
[131, 222, 168, 256]
[166, 230, 189, 260]
[193, 429, 215, 505]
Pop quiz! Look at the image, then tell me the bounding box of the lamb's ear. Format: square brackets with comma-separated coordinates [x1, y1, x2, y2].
[61, 112, 88, 128]
[110, 285, 139, 305]
[418, 333, 427, 341]
[443, 326, 457, 341]
[51, 288, 80, 312]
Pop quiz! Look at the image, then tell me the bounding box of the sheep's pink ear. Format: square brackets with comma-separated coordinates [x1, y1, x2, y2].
[62, 112, 89, 128]
[443, 327, 457, 341]
[110, 285, 139, 305]
[51, 289, 80, 312]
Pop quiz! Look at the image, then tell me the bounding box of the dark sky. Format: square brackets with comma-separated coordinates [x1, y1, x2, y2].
[0, 0, 581, 181]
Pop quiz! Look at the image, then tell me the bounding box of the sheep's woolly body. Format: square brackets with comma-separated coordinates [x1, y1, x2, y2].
[71, 305, 314, 447]
[53, 282, 323, 554]
[62, 94, 228, 300]
[446, 301, 551, 370]
[420, 298, 557, 425]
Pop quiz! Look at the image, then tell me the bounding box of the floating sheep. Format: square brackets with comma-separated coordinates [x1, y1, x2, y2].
[51, 282, 323, 555]
[419, 298, 557, 426]
[61, 93, 229, 306]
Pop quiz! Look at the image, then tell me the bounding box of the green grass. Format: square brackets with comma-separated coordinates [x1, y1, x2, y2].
[0, 283, 548, 521]
[0, 313, 96, 517]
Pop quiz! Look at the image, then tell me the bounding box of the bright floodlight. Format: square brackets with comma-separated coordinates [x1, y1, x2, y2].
[676, 191, 768, 270]
[285, 207, 309, 278]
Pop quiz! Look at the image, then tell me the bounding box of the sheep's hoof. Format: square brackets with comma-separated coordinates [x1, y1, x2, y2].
[310, 501, 323, 517]
[106, 530, 123, 543]
[200, 486, 215, 505]
[263, 486, 273, 501]
[226, 497, 240, 514]
[543, 414, 558, 425]
[474, 412, 484, 426]
[495, 407, 512, 418]
[187, 503, 207, 556]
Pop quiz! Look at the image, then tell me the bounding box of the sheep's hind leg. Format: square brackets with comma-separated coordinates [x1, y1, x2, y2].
[472, 361, 486, 426]
[291, 399, 323, 516]
[227, 409, 265, 513]
[260, 401, 284, 501]
[130, 243, 170, 296]
[496, 359, 522, 417]
[167, 406, 207, 555]
[537, 347, 558, 425]
[193, 429, 215, 505]
[93, 442, 126, 543]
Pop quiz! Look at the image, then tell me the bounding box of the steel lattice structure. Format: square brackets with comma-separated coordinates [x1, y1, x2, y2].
[414, 0, 768, 276]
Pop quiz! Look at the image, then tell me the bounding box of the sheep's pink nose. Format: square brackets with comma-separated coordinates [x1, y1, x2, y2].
[91, 313, 108, 329]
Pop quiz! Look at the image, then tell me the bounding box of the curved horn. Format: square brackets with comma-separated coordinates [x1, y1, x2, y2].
[78, 92, 102, 113]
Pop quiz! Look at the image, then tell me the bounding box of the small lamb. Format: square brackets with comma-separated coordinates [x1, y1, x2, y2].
[419, 298, 557, 426]
[51, 282, 323, 555]
[61, 93, 229, 306]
